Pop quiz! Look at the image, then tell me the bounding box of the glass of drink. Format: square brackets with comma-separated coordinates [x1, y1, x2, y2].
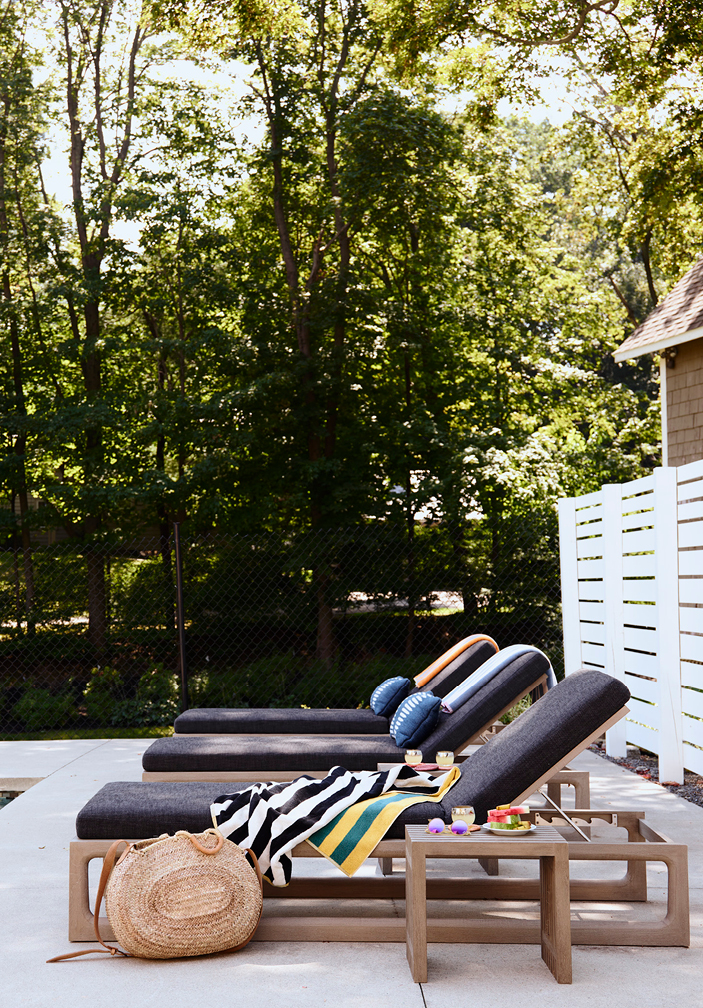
[405, 749, 422, 766]
[436, 751, 454, 770]
[451, 806, 475, 827]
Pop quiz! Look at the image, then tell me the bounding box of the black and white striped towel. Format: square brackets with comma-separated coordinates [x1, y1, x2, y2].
[210, 764, 445, 886]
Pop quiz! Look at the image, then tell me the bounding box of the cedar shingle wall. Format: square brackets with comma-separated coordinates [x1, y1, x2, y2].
[667, 337, 703, 466]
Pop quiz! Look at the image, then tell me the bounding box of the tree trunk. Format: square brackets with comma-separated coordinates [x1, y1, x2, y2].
[315, 573, 336, 670]
[86, 547, 107, 652]
[10, 495, 22, 634]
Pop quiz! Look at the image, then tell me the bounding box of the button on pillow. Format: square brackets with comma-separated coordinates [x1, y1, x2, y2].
[390, 692, 442, 748]
[370, 676, 412, 717]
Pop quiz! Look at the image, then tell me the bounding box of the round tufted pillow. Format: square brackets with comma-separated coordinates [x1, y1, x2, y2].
[390, 692, 442, 748]
[370, 676, 412, 717]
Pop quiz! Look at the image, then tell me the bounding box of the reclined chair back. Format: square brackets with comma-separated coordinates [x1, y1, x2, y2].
[418, 638, 499, 699]
[438, 668, 630, 821]
[417, 648, 551, 759]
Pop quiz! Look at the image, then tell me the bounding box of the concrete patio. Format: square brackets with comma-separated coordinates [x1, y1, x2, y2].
[1, 739, 701, 1008]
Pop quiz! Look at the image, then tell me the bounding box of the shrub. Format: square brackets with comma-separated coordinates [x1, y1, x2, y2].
[83, 663, 179, 726]
[11, 687, 75, 730]
[83, 666, 124, 723]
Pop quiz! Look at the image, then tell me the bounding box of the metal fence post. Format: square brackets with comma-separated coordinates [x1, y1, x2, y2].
[173, 522, 190, 713]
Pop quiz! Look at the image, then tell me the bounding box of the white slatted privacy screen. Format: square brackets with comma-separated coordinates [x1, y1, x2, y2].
[559, 461, 703, 784]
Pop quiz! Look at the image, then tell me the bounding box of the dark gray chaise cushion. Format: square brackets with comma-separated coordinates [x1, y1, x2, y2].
[76, 781, 234, 839]
[385, 667, 630, 837]
[174, 707, 390, 736]
[76, 668, 628, 841]
[143, 651, 549, 772]
[173, 640, 498, 734]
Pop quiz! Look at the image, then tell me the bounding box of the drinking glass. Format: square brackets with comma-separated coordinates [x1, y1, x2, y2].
[436, 751, 454, 769]
[451, 805, 475, 827]
[404, 749, 422, 766]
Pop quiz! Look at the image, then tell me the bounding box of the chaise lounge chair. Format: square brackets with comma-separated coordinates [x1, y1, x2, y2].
[69, 667, 689, 950]
[174, 634, 499, 736]
[141, 647, 551, 781]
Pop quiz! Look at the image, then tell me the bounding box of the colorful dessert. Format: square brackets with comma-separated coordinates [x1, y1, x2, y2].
[486, 804, 531, 831]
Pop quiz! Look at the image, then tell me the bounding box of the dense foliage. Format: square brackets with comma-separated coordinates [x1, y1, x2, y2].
[2, 0, 699, 727]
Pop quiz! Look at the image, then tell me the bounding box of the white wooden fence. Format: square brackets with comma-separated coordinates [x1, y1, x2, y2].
[558, 461, 703, 784]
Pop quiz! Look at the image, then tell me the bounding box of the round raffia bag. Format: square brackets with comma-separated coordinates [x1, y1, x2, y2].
[49, 829, 263, 962]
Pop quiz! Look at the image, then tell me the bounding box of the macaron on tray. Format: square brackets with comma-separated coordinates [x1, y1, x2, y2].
[426, 817, 481, 835]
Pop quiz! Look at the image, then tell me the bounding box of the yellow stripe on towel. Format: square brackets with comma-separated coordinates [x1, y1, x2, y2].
[308, 766, 460, 877]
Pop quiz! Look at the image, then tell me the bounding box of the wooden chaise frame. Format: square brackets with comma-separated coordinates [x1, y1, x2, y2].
[143, 672, 549, 783]
[67, 703, 690, 950]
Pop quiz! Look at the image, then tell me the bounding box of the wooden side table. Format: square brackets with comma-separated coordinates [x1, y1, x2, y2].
[405, 823, 572, 984]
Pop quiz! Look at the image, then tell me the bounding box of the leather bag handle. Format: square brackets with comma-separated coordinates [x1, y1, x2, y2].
[48, 832, 264, 962]
[47, 840, 131, 962]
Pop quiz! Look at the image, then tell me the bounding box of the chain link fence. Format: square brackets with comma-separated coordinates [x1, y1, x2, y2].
[0, 519, 564, 735]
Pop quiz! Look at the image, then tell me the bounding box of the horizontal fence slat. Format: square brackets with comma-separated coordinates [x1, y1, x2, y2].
[578, 559, 604, 579]
[683, 741, 703, 775]
[574, 489, 604, 510]
[626, 719, 658, 752]
[623, 602, 656, 626]
[580, 621, 605, 645]
[679, 608, 702, 634]
[681, 715, 703, 749]
[622, 554, 656, 577]
[579, 601, 604, 621]
[576, 519, 603, 538]
[581, 642, 605, 666]
[679, 499, 703, 522]
[622, 528, 655, 554]
[578, 581, 604, 601]
[679, 580, 703, 604]
[681, 662, 703, 690]
[577, 536, 603, 559]
[680, 634, 703, 663]
[679, 478, 703, 502]
[679, 521, 703, 549]
[622, 474, 655, 495]
[628, 697, 660, 730]
[623, 626, 657, 652]
[575, 505, 603, 525]
[623, 578, 656, 602]
[678, 458, 703, 483]
[678, 551, 703, 576]
[622, 510, 655, 531]
[624, 672, 659, 705]
[623, 650, 659, 677]
[682, 686, 703, 720]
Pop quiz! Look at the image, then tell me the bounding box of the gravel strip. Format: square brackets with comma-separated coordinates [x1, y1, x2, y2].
[590, 744, 703, 809]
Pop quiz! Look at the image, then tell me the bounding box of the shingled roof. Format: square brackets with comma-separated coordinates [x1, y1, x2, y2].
[613, 256, 703, 362]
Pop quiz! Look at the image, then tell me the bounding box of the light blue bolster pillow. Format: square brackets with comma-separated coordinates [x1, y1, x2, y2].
[440, 644, 556, 713]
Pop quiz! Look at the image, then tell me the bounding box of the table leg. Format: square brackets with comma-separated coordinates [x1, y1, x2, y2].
[405, 844, 427, 982]
[539, 847, 572, 983]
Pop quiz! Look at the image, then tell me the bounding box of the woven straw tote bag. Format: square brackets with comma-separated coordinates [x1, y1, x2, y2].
[49, 829, 263, 962]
